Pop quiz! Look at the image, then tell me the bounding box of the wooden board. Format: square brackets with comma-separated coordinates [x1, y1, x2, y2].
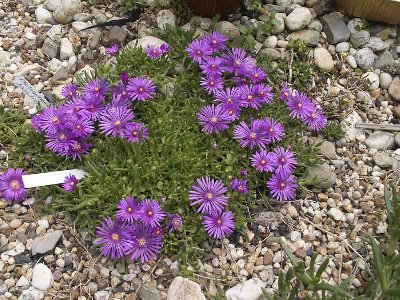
[336, 0, 400, 24]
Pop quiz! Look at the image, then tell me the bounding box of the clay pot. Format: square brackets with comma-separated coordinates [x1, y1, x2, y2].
[184, 0, 241, 17]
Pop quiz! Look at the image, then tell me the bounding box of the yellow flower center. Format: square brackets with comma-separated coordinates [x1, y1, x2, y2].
[52, 116, 58, 123]
[147, 211, 153, 216]
[210, 81, 214, 86]
[261, 159, 266, 165]
[139, 87, 144, 93]
[173, 219, 179, 225]
[247, 95, 252, 100]
[250, 132, 256, 139]
[132, 131, 139, 137]
[311, 113, 316, 118]
[217, 219, 222, 225]
[280, 182, 286, 188]
[227, 98, 232, 103]
[114, 120, 121, 126]
[284, 92, 288, 97]
[211, 64, 216, 68]
[238, 186, 243, 191]
[76, 125, 81, 130]
[255, 73, 259, 78]
[196, 50, 201, 55]
[69, 91, 73, 96]
[228, 110, 233, 115]
[10, 180, 19, 190]
[206, 193, 213, 199]
[212, 40, 217, 44]
[112, 233, 119, 241]
[270, 128, 274, 132]
[70, 181, 75, 186]
[59, 134, 66, 140]
[210, 117, 218, 124]
[138, 238, 146, 246]
[95, 87, 100, 92]
[297, 103, 302, 108]
[127, 207, 133, 213]
[235, 59, 241, 66]
[281, 158, 285, 163]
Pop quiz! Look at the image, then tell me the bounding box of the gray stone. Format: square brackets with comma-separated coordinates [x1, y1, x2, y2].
[276, 0, 291, 6]
[0, 284, 7, 295]
[346, 55, 357, 68]
[366, 37, 387, 52]
[32, 230, 63, 255]
[395, 133, 400, 147]
[167, 277, 206, 300]
[342, 111, 364, 142]
[264, 4, 286, 13]
[365, 131, 395, 150]
[328, 207, 344, 221]
[318, 141, 337, 159]
[258, 48, 282, 60]
[362, 72, 380, 90]
[91, 7, 107, 23]
[272, 16, 285, 34]
[308, 20, 322, 32]
[53, 0, 81, 24]
[285, 7, 311, 31]
[214, 21, 239, 38]
[73, 12, 93, 22]
[254, 211, 285, 229]
[321, 12, 350, 44]
[94, 291, 109, 300]
[35, 5, 55, 24]
[104, 26, 127, 44]
[380, 72, 393, 90]
[42, 37, 59, 59]
[304, 163, 336, 189]
[347, 18, 364, 34]
[16, 276, 29, 288]
[44, 0, 60, 11]
[263, 35, 278, 48]
[0, 49, 11, 67]
[373, 152, 393, 168]
[18, 288, 44, 300]
[60, 38, 74, 60]
[314, 47, 334, 71]
[71, 21, 89, 36]
[156, 9, 176, 29]
[88, 30, 102, 49]
[375, 51, 395, 69]
[131, 279, 162, 300]
[31, 264, 53, 290]
[190, 16, 211, 30]
[335, 42, 349, 53]
[226, 279, 266, 300]
[355, 48, 374, 69]
[127, 36, 166, 50]
[46, 25, 64, 43]
[289, 29, 320, 46]
[350, 30, 370, 48]
[389, 77, 400, 102]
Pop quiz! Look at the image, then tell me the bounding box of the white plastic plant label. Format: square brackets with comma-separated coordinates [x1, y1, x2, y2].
[13, 75, 50, 109]
[22, 169, 86, 188]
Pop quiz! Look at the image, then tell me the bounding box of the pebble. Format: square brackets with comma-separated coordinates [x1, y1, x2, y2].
[31, 263, 53, 290]
[156, 9, 176, 29]
[214, 21, 240, 38]
[314, 47, 334, 71]
[285, 7, 312, 31]
[388, 77, 400, 102]
[335, 42, 349, 53]
[328, 208, 344, 221]
[380, 72, 393, 89]
[355, 48, 375, 69]
[10, 219, 22, 229]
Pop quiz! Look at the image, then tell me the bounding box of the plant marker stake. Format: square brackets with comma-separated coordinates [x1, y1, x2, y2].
[22, 169, 86, 188]
[13, 75, 50, 109]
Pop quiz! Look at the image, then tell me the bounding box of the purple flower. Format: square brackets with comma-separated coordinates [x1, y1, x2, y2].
[68, 116, 94, 139]
[116, 196, 141, 223]
[83, 79, 109, 100]
[262, 118, 285, 143]
[127, 77, 156, 101]
[204, 32, 228, 53]
[267, 172, 297, 201]
[251, 150, 275, 173]
[253, 84, 274, 103]
[166, 214, 183, 231]
[233, 120, 269, 149]
[200, 74, 223, 94]
[247, 66, 266, 82]
[215, 87, 240, 106]
[221, 103, 241, 120]
[230, 178, 249, 194]
[200, 57, 225, 76]
[124, 122, 149, 144]
[203, 211, 235, 239]
[128, 222, 163, 263]
[75, 95, 105, 121]
[270, 147, 297, 176]
[61, 84, 79, 100]
[45, 131, 73, 156]
[186, 39, 212, 63]
[110, 90, 131, 108]
[189, 176, 229, 214]
[139, 199, 166, 228]
[0, 168, 27, 203]
[197, 104, 232, 134]
[160, 43, 170, 53]
[146, 45, 163, 59]
[64, 98, 88, 118]
[67, 140, 91, 160]
[222, 48, 255, 73]
[240, 169, 248, 177]
[120, 72, 129, 85]
[62, 174, 78, 192]
[106, 44, 120, 56]
[99, 106, 135, 138]
[287, 91, 314, 119]
[279, 82, 292, 102]
[95, 218, 135, 260]
[37, 106, 66, 134]
[302, 107, 327, 132]
[238, 85, 263, 109]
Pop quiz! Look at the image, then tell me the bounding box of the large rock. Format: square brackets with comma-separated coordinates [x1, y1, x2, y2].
[35, 5, 55, 24]
[60, 38, 74, 60]
[258, 48, 282, 60]
[388, 77, 400, 102]
[350, 30, 370, 48]
[365, 131, 395, 150]
[167, 277, 206, 300]
[355, 48, 374, 69]
[304, 163, 336, 189]
[290, 30, 320, 46]
[321, 12, 350, 44]
[226, 278, 266, 300]
[314, 47, 334, 71]
[156, 9, 176, 29]
[342, 111, 364, 142]
[127, 36, 166, 49]
[285, 7, 311, 31]
[42, 37, 59, 59]
[32, 230, 63, 255]
[272, 16, 285, 34]
[31, 264, 53, 290]
[214, 21, 240, 38]
[373, 151, 393, 168]
[375, 50, 395, 69]
[318, 141, 337, 159]
[53, 0, 81, 24]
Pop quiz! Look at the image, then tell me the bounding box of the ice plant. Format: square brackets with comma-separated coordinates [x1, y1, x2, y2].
[106, 44, 120, 56]
[267, 172, 297, 201]
[99, 106, 135, 138]
[62, 174, 78, 192]
[238, 85, 263, 110]
[200, 57, 225, 76]
[251, 150, 275, 173]
[128, 222, 163, 263]
[36, 106, 66, 134]
[45, 131, 73, 156]
[127, 77, 156, 101]
[124, 122, 149, 144]
[166, 214, 183, 231]
[83, 79, 109, 100]
[160, 43, 170, 53]
[61, 83, 79, 100]
[189, 177, 229, 214]
[67, 140, 91, 160]
[197, 104, 232, 134]
[262, 118, 285, 143]
[203, 211, 235, 239]
[203, 31, 228, 53]
[0, 168, 27, 203]
[302, 107, 327, 132]
[279, 82, 292, 102]
[233, 120, 269, 149]
[115, 196, 141, 223]
[139, 199, 166, 228]
[75, 95, 105, 121]
[186, 39, 212, 63]
[287, 91, 314, 119]
[200, 74, 223, 94]
[247, 66, 266, 83]
[145, 45, 163, 59]
[230, 179, 249, 194]
[222, 48, 255, 73]
[95, 218, 135, 260]
[271, 147, 297, 176]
